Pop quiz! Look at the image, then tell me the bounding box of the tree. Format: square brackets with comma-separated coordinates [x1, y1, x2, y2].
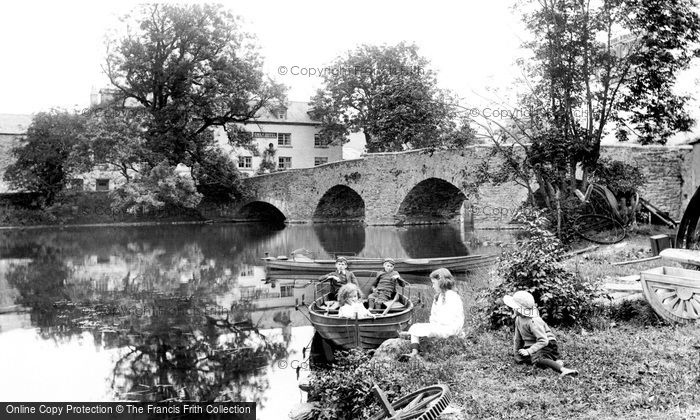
[104, 4, 285, 197]
[110, 160, 202, 214]
[78, 106, 149, 182]
[4, 110, 89, 205]
[310, 42, 474, 152]
[473, 0, 700, 227]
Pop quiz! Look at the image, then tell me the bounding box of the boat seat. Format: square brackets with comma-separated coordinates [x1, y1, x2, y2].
[382, 301, 406, 310]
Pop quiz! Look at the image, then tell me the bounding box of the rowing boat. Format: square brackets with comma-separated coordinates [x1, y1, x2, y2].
[308, 292, 414, 349]
[264, 254, 497, 273]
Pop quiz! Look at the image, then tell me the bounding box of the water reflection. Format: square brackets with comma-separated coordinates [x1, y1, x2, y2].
[0, 222, 487, 417]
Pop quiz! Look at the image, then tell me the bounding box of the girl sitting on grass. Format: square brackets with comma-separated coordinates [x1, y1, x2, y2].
[503, 290, 579, 377]
[337, 283, 376, 319]
[399, 268, 464, 360]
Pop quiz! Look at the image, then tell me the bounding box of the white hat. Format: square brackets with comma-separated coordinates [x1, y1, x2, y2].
[503, 291, 537, 317]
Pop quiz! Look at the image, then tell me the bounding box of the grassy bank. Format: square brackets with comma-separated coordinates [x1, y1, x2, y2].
[440, 325, 700, 419]
[307, 226, 700, 419]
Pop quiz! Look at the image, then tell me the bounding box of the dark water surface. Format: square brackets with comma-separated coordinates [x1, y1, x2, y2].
[0, 223, 492, 419]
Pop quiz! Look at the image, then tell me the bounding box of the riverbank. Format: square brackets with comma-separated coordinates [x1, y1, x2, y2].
[304, 226, 700, 419]
[420, 324, 700, 419]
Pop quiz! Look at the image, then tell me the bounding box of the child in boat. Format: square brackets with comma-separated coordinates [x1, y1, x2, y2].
[337, 283, 376, 319]
[368, 258, 402, 310]
[399, 268, 463, 360]
[503, 290, 579, 377]
[318, 256, 358, 308]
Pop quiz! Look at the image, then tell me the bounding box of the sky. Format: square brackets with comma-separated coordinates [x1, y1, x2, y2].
[1, 1, 698, 147]
[0, 1, 525, 115]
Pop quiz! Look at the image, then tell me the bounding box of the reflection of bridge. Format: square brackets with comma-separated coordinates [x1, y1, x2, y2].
[232, 148, 528, 228]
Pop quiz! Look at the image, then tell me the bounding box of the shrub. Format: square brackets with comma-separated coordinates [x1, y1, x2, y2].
[306, 349, 375, 420]
[306, 339, 463, 420]
[478, 208, 604, 328]
[591, 158, 646, 197]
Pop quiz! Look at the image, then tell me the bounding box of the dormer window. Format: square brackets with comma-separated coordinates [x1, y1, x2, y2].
[277, 109, 287, 119]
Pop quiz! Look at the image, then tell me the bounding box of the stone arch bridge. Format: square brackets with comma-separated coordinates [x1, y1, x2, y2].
[228, 147, 529, 228]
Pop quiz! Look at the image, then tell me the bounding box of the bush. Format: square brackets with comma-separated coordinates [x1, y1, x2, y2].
[607, 298, 666, 326]
[592, 158, 646, 197]
[478, 209, 604, 328]
[306, 339, 463, 420]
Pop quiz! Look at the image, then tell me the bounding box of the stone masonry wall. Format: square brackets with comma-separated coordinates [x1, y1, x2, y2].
[600, 144, 692, 219]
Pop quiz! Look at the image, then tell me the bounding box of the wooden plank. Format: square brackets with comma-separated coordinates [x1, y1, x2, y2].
[617, 274, 641, 282]
[604, 282, 643, 292]
[611, 255, 661, 266]
[660, 248, 700, 266]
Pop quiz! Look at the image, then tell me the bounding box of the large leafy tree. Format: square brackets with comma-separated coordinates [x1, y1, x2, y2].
[475, 0, 700, 221]
[104, 3, 285, 199]
[310, 42, 474, 152]
[4, 110, 89, 205]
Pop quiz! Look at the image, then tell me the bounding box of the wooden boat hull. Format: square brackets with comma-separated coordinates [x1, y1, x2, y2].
[640, 266, 700, 323]
[265, 254, 497, 274]
[308, 295, 414, 349]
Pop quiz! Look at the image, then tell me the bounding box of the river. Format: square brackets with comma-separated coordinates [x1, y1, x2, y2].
[0, 222, 497, 419]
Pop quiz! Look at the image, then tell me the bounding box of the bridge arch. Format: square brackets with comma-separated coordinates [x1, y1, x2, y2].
[236, 201, 287, 224]
[396, 177, 467, 224]
[313, 185, 365, 223]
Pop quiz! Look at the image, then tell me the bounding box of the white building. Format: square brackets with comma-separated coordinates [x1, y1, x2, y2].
[219, 101, 343, 174]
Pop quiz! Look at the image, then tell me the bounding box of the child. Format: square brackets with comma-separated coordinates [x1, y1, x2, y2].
[399, 268, 463, 360]
[368, 258, 402, 310]
[503, 291, 579, 377]
[318, 256, 358, 305]
[337, 283, 375, 319]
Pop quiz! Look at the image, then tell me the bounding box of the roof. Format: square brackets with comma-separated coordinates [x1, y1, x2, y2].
[0, 114, 32, 135]
[252, 101, 318, 125]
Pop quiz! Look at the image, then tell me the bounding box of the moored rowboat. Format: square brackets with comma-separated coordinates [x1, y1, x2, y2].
[264, 254, 497, 273]
[308, 293, 414, 349]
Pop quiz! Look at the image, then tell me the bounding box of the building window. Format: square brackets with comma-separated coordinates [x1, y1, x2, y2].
[95, 179, 110, 191]
[314, 134, 329, 148]
[68, 178, 84, 191]
[277, 133, 291, 146]
[314, 157, 328, 166]
[278, 157, 292, 170]
[238, 156, 252, 169]
[280, 284, 294, 298]
[277, 109, 287, 119]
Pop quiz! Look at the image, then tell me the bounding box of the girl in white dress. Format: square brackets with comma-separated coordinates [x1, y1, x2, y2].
[400, 268, 464, 359]
[337, 283, 376, 319]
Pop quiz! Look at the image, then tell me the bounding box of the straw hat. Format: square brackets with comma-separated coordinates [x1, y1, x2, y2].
[503, 291, 537, 317]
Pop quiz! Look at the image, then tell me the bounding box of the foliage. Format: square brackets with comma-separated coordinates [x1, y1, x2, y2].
[306, 340, 460, 420]
[473, 0, 699, 232]
[310, 42, 476, 152]
[104, 3, 285, 199]
[615, 0, 700, 145]
[256, 143, 277, 175]
[78, 106, 149, 181]
[190, 145, 247, 202]
[4, 110, 89, 205]
[110, 161, 202, 214]
[479, 209, 603, 328]
[591, 157, 646, 197]
[307, 349, 376, 420]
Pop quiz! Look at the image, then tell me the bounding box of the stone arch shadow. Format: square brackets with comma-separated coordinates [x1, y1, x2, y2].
[236, 201, 287, 224]
[313, 185, 366, 223]
[395, 177, 467, 225]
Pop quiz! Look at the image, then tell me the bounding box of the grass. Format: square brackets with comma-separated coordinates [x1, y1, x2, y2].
[421, 225, 700, 419]
[420, 324, 700, 419]
[312, 225, 700, 419]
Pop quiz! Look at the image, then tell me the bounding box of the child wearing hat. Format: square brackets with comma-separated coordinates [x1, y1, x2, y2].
[319, 256, 358, 306]
[368, 258, 402, 311]
[503, 291, 579, 377]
